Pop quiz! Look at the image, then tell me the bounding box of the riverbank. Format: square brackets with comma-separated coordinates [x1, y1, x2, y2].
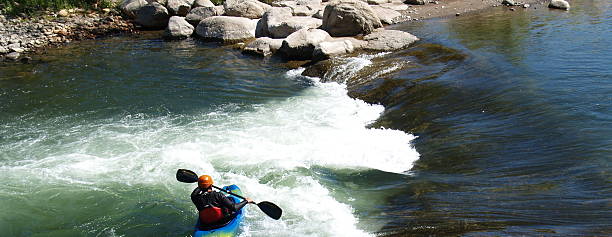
[0, 0, 555, 63]
[0, 9, 134, 62]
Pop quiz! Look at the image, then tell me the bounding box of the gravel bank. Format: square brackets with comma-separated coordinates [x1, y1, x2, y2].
[0, 9, 135, 62]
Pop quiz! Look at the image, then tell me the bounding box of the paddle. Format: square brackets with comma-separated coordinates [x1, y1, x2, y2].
[176, 169, 282, 220]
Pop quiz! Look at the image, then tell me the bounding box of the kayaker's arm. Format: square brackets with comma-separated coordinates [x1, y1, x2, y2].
[218, 192, 250, 212]
[191, 187, 205, 211]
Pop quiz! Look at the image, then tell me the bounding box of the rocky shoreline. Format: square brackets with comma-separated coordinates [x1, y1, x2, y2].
[0, 0, 568, 63]
[0, 9, 135, 62]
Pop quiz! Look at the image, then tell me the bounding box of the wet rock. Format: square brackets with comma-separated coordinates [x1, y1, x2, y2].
[321, 0, 383, 37]
[502, 0, 516, 6]
[135, 2, 170, 29]
[363, 29, 418, 51]
[313, 39, 354, 60]
[167, 0, 195, 16]
[120, 0, 149, 18]
[243, 37, 284, 56]
[20, 56, 32, 63]
[548, 0, 570, 10]
[185, 6, 224, 26]
[0, 46, 9, 54]
[195, 16, 257, 43]
[5, 52, 20, 61]
[224, 0, 272, 19]
[193, 0, 215, 8]
[279, 28, 332, 60]
[367, 0, 390, 5]
[301, 59, 333, 78]
[164, 16, 194, 39]
[404, 0, 425, 5]
[371, 5, 402, 24]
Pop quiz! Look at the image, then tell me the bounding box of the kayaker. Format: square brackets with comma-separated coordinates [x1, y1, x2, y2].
[191, 175, 254, 226]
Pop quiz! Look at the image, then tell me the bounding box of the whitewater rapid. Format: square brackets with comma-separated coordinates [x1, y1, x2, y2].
[0, 63, 419, 236]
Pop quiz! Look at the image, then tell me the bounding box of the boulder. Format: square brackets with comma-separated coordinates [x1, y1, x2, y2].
[5, 52, 20, 61]
[135, 2, 171, 29]
[164, 16, 194, 39]
[363, 29, 418, 51]
[313, 9, 325, 18]
[224, 0, 272, 19]
[502, 0, 516, 6]
[272, 0, 323, 16]
[321, 0, 383, 37]
[548, 0, 570, 10]
[155, 0, 169, 5]
[279, 28, 332, 60]
[269, 17, 323, 38]
[255, 7, 293, 37]
[313, 39, 354, 60]
[301, 59, 333, 78]
[120, 0, 148, 18]
[243, 37, 284, 56]
[371, 5, 401, 24]
[195, 16, 257, 43]
[271, 1, 298, 8]
[334, 36, 366, 49]
[292, 5, 318, 16]
[404, 0, 425, 5]
[193, 0, 215, 8]
[185, 6, 224, 26]
[367, 0, 389, 5]
[297, 0, 323, 4]
[167, 0, 195, 16]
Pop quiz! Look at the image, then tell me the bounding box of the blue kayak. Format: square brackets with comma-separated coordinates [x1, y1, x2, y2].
[193, 185, 245, 237]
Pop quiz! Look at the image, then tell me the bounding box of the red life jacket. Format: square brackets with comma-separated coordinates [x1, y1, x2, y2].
[199, 206, 224, 224]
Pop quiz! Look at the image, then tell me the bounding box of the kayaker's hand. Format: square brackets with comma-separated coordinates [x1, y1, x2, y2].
[245, 197, 255, 204]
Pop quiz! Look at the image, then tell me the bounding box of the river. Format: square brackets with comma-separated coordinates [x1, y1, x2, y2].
[1, 0, 610, 236]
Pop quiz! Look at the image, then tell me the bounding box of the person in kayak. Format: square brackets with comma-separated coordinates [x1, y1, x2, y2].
[191, 175, 253, 227]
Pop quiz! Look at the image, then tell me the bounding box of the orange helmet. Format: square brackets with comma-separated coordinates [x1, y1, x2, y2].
[198, 175, 214, 189]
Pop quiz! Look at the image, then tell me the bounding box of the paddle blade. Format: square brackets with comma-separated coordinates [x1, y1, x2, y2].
[176, 169, 198, 183]
[257, 201, 282, 220]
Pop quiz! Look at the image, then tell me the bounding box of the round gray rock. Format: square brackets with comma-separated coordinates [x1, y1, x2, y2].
[164, 16, 194, 39]
[321, 0, 383, 37]
[185, 6, 224, 26]
[193, 0, 215, 8]
[224, 0, 272, 19]
[243, 37, 284, 56]
[135, 3, 171, 29]
[167, 0, 195, 16]
[279, 28, 332, 60]
[548, 0, 570, 10]
[196, 16, 258, 43]
[120, 0, 148, 18]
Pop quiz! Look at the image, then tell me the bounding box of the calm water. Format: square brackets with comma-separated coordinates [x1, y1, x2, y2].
[1, 0, 611, 236]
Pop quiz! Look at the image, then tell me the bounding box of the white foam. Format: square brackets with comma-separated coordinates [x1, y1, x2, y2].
[0, 64, 419, 236]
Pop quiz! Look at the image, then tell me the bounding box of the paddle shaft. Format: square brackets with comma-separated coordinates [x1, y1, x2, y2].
[212, 185, 255, 204]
